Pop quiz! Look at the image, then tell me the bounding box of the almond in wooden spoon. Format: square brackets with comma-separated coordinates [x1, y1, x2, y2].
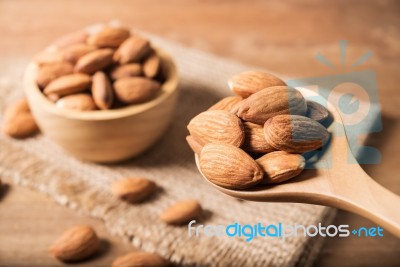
[143, 51, 161, 78]
[114, 77, 161, 104]
[92, 71, 114, 110]
[110, 63, 142, 80]
[74, 48, 114, 74]
[113, 36, 151, 64]
[56, 94, 97, 111]
[87, 26, 130, 48]
[36, 62, 74, 88]
[44, 73, 91, 96]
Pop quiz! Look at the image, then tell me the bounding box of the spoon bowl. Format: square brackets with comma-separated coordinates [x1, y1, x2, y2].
[195, 87, 400, 238]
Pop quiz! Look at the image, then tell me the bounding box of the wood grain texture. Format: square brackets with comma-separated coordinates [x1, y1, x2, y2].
[0, 0, 399, 266]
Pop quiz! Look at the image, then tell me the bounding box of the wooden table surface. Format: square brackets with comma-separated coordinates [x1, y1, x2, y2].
[0, 0, 399, 266]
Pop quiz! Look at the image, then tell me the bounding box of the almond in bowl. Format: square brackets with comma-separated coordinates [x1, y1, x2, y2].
[24, 24, 178, 163]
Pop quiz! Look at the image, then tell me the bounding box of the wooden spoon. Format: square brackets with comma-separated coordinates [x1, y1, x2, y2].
[195, 88, 400, 238]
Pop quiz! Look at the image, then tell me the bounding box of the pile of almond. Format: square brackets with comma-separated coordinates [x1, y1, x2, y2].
[34, 25, 164, 111]
[187, 71, 330, 189]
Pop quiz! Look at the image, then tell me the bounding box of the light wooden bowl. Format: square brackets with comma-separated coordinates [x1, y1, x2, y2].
[24, 48, 179, 163]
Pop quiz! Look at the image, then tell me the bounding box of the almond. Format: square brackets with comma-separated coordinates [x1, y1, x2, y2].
[111, 177, 157, 203]
[51, 30, 88, 49]
[306, 100, 329, 123]
[36, 62, 74, 88]
[208, 95, 243, 112]
[33, 50, 64, 66]
[61, 44, 97, 64]
[87, 26, 130, 48]
[264, 115, 330, 153]
[56, 94, 97, 111]
[74, 48, 114, 74]
[186, 135, 204, 155]
[233, 86, 307, 124]
[143, 51, 160, 78]
[49, 225, 100, 262]
[199, 143, 263, 189]
[242, 122, 276, 153]
[2, 98, 39, 139]
[112, 251, 169, 267]
[187, 110, 245, 147]
[113, 36, 151, 64]
[114, 77, 161, 104]
[160, 199, 202, 224]
[256, 151, 305, 184]
[44, 73, 92, 96]
[228, 71, 286, 98]
[110, 63, 142, 80]
[92, 71, 114, 110]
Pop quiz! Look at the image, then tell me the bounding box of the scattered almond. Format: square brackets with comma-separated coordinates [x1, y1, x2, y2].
[187, 110, 245, 147]
[49, 225, 100, 262]
[56, 94, 97, 111]
[233, 86, 307, 125]
[44, 73, 92, 96]
[92, 71, 114, 110]
[160, 199, 202, 224]
[36, 62, 74, 88]
[2, 98, 39, 139]
[264, 114, 330, 153]
[228, 71, 286, 98]
[208, 95, 242, 112]
[199, 143, 264, 189]
[114, 77, 161, 104]
[112, 251, 169, 267]
[143, 51, 161, 78]
[306, 100, 329, 123]
[110, 63, 142, 80]
[113, 36, 151, 64]
[111, 178, 157, 203]
[74, 48, 114, 74]
[242, 122, 276, 153]
[256, 151, 305, 184]
[87, 26, 130, 48]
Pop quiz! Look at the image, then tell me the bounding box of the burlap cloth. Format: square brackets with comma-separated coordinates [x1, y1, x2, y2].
[0, 35, 341, 267]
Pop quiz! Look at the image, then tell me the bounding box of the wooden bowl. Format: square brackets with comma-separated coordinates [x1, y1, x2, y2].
[24, 48, 179, 163]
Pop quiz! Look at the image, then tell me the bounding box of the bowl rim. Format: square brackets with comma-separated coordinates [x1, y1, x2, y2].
[24, 46, 179, 121]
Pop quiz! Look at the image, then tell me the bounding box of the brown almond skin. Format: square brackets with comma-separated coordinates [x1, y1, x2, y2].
[256, 151, 305, 184]
[264, 115, 330, 153]
[186, 135, 204, 155]
[110, 64, 142, 80]
[199, 143, 264, 189]
[234, 86, 307, 125]
[74, 48, 114, 74]
[49, 225, 100, 262]
[44, 73, 92, 96]
[114, 77, 161, 104]
[2, 98, 39, 139]
[143, 51, 160, 78]
[208, 96, 243, 112]
[88, 27, 130, 48]
[112, 251, 169, 267]
[61, 44, 97, 64]
[36, 62, 74, 88]
[111, 178, 157, 203]
[160, 199, 202, 225]
[51, 30, 88, 49]
[228, 71, 286, 98]
[187, 110, 245, 147]
[113, 36, 151, 64]
[306, 100, 329, 123]
[56, 94, 97, 111]
[92, 71, 114, 110]
[33, 50, 64, 66]
[242, 122, 276, 153]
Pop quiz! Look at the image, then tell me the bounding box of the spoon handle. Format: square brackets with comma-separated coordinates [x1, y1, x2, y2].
[334, 165, 400, 238]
